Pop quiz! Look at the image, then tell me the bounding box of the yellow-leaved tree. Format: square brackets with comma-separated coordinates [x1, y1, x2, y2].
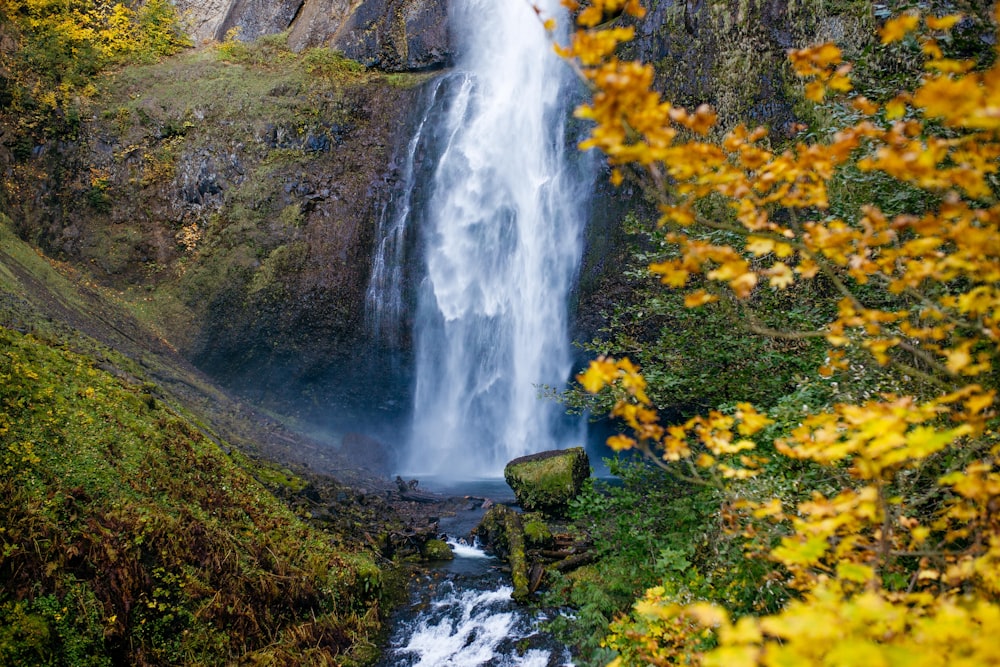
[0, 0, 189, 138]
[553, 0, 1000, 664]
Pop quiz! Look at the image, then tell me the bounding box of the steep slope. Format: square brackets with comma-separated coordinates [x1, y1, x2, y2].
[0, 215, 390, 664]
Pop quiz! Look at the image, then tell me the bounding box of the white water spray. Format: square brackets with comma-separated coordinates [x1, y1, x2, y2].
[403, 0, 587, 477]
[382, 581, 574, 667]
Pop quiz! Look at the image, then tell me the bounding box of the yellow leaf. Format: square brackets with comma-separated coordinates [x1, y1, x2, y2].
[880, 13, 920, 44]
[852, 96, 879, 115]
[684, 290, 718, 307]
[578, 357, 618, 393]
[703, 645, 760, 667]
[745, 237, 775, 256]
[945, 343, 972, 374]
[767, 262, 795, 289]
[837, 562, 874, 583]
[885, 96, 908, 119]
[686, 602, 729, 627]
[826, 333, 850, 347]
[736, 403, 773, 435]
[607, 434, 636, 451]
[966, 390, 995, 414]
[659, 205, 696, 226]
[926, 14, 961, 31]
[753, 498, 784, 519]
[729, 271, 759, 298]
[805, 80, 826, 103]
[774, 242, 794, 258]
[650, 261, 690, 288]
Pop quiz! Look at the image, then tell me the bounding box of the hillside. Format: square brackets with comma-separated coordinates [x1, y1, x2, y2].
[0, 213, 394, 663]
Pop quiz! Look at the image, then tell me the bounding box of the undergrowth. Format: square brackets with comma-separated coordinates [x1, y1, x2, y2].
[544, 457, 793, 666]
[0, 326, 383, 664]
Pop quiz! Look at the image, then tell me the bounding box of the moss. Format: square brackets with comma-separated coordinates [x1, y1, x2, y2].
[521, 513, 554, 549]
[421, 539, 454, 561]
[504, 448, 590, 516]
[232, 451, 309, 493]
[475, 505, 530, 602]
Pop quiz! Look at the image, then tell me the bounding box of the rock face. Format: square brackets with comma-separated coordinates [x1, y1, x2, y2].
[626, 0, 874, 128]
[573, 0, 877, 343]
[215, 0, 306, 42]
[3, 48, 429, 426]
[504, 448, 590, 516]
[324, 0, 451, 71]
[174, 0, 452, 72]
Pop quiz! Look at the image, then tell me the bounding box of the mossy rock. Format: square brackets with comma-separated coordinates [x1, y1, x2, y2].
[504, 448, 591, 516]
[421, 538, 454, 561]
[521, 512, 554, 549]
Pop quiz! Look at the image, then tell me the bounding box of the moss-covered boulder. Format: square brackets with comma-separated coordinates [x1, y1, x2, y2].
[504, 448, 590, 516]
[421, 538, 454, 561]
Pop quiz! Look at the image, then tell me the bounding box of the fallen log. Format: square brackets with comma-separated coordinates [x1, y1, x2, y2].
[551, 551, 597, 573]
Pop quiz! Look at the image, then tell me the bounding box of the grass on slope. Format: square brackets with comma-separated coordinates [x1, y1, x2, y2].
[0, 326, 382, 665]
[0, 216, 383, 664]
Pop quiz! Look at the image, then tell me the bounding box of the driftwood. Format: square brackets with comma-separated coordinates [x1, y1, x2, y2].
[528, 562, 546, 594]
[550, 551, 597, 572]
[395, 476, 442, 503]
[398, 490, 442, 503]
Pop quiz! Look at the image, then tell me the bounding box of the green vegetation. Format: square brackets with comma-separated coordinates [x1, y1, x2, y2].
[0, 0, 189, 142]
[0, 211, 385, 663]
[0, 325, 383, 664]
[551, 2, 1000, 665]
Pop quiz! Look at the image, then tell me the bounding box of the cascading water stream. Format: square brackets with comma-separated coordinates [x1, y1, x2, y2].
[378, 526, 574, 667]
[397, 0, 588, 477]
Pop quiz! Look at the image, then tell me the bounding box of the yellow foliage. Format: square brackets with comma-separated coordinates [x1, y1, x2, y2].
[563, 1, 1000, 665]
[2, 0, 189, 120]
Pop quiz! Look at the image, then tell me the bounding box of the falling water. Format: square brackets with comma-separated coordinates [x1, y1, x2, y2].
[365, 77, 447, 348]
[398, 0, 588, 477]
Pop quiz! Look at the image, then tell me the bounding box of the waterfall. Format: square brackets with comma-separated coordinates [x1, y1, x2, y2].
[367, 0, 589, 478]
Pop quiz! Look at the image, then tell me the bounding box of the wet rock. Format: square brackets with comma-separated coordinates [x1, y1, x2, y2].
[339, 0, 451, 72]
[215, 0, 305, 42]
[421, 538, 454, 561]
[503, 448, 590, 517]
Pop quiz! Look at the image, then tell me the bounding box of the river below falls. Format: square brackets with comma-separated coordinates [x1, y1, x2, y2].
[376, 481, 576, 666]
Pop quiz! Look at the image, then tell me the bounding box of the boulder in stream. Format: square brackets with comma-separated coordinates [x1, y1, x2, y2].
[503, 447, 590, 516]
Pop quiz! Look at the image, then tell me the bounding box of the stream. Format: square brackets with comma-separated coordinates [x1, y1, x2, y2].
[377, 484, 575, 666]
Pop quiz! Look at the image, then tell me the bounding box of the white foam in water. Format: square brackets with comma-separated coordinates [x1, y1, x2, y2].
[446, 537, 490, 559]
[398, 587, 515, 666]
[388, 583, 574, 667]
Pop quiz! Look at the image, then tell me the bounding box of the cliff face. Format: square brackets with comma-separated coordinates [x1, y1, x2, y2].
[176, 0, 453, 71]
[1, 0, 885, 430]
[623, 0, 874, 128]
[4, 44, 431, 426]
